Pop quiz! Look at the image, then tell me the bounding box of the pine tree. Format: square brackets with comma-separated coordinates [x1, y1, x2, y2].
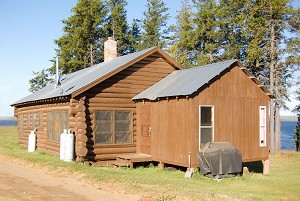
[168, 0, 195, 67]
[192, 0, 222, 65]
[55, 0, 107, 74]
[128, 19, 142, 53]
[244, 0, 299, 153]
[293, 89, 300, 151]
[106, 0, 131, 55]
[139, 0, 170, 49]
[29, 69, 53, 92]
[219, 0, 249, 62]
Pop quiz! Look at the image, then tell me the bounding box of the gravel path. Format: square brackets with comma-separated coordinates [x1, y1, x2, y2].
[0, 154, 141, 201]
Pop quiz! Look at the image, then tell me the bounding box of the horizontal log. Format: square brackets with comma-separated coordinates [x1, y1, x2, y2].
[76, 134, 88, 142]
[79, 99, 85, 105]
[88, 86, 143, 94]
[118, 70, 167, 79]
[46, 145, 60, 153]
[70, 99, 79, 104]
[69, 102, 77, 107]
[89, 103, 136, 109]
[91, 146, 136, 155]
[76, 104, 86, 112]
[68, 122, 76, 128]
[19, 139, 28, 145]
[88, 97, 134, 104]
[76, 146, 88, 157]
[76, 141, 87, 147]
[69, 116, 76, 122]
[75, 112, 85, 118]
[88, 92, 135, 99]
[76, 128, 87, 135]
[76, 116, 86, 122]
[69, 107, 77, 116]
[16, 104, 69, 112]
[76, 122, 87, 130]
[129, 64, 174, 74]
[47, 141, 60, 148]
[45, 149, 59, 156]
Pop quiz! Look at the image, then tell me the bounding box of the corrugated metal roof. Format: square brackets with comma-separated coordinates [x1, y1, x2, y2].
[12, 47, 157, 105]
[133, 59, 238, 101]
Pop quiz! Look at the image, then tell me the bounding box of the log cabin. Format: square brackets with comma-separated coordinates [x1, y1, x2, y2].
[12, 37, 271, 170]
[11, 37, 183, 162]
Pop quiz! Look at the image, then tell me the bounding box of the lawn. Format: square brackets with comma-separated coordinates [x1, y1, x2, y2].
[0, 126, 299, 201]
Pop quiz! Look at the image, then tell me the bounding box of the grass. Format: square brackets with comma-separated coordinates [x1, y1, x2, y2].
[1, 126, 299, 201]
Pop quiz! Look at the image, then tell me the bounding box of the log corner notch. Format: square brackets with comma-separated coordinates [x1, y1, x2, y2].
[71, 97, 88, 163]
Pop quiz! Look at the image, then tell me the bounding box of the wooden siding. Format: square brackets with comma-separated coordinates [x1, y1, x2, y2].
[78, 53, 177, 161]
[15, 103, 69, 155]
[136, 65, 270, 167]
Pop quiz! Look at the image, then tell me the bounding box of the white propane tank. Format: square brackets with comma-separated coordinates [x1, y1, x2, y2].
[28, 130, 36, 152]
[60, 129, 68, 160]
[64, 129, 74, 162]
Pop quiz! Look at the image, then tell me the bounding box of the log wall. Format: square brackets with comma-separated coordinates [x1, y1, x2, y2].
[15, 103, 69, 155]
[79, 53, 177, 161]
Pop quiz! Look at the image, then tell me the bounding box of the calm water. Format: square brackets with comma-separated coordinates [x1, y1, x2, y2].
[0, 120, 297, 150]
[281, 121, 297, 150]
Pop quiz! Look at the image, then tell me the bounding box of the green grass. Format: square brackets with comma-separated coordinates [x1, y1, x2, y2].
[1, 126, 299, 201]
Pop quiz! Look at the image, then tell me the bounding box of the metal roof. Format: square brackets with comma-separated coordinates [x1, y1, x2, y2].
[12, 47, 158, 106]
[133, 59, 239, 101]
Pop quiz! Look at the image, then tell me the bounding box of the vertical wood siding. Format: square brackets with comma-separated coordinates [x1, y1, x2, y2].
[136, 65, 270, 167]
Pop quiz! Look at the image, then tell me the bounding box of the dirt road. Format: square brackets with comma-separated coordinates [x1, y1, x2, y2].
[0, 155, 141, 201]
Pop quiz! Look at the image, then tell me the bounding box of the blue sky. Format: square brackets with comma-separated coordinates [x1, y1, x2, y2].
[0, 0, 299, 117]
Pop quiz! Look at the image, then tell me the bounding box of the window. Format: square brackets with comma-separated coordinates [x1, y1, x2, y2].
[259, 106, 267, 147]
[47, 110, 68, 142]
[199, 106, 214, 149]
[95, 110, 132, 144]
[39, 112, 43, 128]
[32, 113, 36, 128]
[26, 114, 30, 127]
[19, 114, 24, 136]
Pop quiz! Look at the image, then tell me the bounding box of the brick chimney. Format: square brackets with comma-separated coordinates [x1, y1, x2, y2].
[104, 37, 117, 62]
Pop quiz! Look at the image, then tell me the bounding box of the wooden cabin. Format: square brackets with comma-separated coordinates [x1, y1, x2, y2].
[133, 60, 272, 168]
[12, 38, 271, 169]
[11, 38, 182, 162]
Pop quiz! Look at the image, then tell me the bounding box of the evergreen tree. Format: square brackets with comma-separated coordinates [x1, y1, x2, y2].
[168, 0, 195, 67]
[29, 69, 53, 92]
[139, 0, 170, 49]
[55, 0, 107, 74]
[293, 88, 300, 151]
[106, 0, 131, 55]
[219, 0, 248, 62]
[128, 19, 142, 53]
[192, 0, 222, 65]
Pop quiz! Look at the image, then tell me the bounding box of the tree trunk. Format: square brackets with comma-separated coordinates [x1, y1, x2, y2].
[90, 44, 93, 66]
[275, 98, 281, 151]
[269, 21, 276, 154]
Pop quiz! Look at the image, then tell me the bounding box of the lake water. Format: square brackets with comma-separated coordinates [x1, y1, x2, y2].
[0, 120, 297, 150]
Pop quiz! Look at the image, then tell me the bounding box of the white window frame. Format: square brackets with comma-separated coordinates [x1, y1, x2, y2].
[259, 106, 267, 147]
[199, 105, 214, 150]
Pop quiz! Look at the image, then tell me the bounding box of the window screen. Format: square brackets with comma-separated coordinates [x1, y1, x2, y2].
[19, 114, 24, 136]
[95, 110, 132, 144]
[47, 110, 68, 142]
[200, 106, 214, 148]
